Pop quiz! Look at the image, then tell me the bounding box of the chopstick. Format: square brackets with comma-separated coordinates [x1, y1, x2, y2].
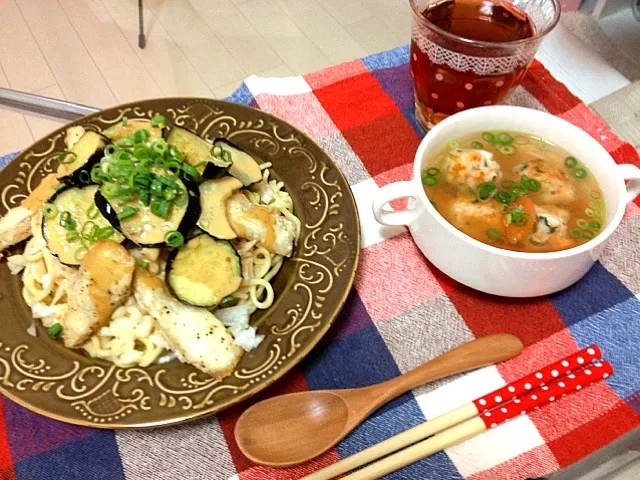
[303, 345, 603, 480]
[343, 360, 613, 480]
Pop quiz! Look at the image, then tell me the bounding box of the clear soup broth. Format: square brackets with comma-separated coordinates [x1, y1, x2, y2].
[422, 131, 606, 252]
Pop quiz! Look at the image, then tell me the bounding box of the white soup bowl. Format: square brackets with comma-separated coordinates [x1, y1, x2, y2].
[372, 106, 640, 297]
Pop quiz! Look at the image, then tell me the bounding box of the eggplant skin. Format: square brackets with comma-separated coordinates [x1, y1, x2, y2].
[201, 163, 228, 180]
[94, 184, 201, 248]
[42, 185, 124, 266]
[58, 132, 109, 187]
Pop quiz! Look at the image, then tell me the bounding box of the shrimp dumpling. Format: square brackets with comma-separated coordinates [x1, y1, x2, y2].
[514, 159, 575, 205]
[444, 148, 502, 190]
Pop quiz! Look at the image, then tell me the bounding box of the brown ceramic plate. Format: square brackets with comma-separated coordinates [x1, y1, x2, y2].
[0, 98, 360, 428]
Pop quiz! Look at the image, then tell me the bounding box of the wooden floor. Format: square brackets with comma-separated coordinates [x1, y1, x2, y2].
[0, 0, 411, 155]
[0, 1, 633, 157]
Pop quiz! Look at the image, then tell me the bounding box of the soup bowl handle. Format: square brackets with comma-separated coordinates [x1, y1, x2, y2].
[372, 181, 422, 226]
[618, 164, 640, 203]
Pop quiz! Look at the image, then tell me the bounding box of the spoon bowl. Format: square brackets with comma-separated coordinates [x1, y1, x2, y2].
[234, 334, 523, 467]
[236, 391, 350, 465]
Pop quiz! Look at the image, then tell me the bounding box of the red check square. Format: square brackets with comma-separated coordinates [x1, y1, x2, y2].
[0, 399, 13, 478]
[356, 232, 444, 322]
[522, 60, 581, 115]
[305, 59, 368, 90]
[313, 72, 398, 131]
[343, 111, 421, 178]
[469, 444, 559, 480]
[547, 401, 640, 468]
[255, 92, 339, 141]
[447, 288, 566, 347]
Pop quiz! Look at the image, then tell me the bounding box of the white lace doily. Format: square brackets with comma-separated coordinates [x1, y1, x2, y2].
[411, 25, 538, 76]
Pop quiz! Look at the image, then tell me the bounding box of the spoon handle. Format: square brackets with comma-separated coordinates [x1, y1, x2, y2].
[370, 334, 523, 406]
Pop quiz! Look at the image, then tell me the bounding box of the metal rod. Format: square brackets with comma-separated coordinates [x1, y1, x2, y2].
[0, 88, 99, 121]
[138, 0, 146, 49]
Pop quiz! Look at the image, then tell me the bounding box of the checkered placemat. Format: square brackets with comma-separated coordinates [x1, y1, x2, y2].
[1, 45, 639, 480]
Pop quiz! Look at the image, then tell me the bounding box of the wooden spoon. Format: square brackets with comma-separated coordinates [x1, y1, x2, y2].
[234, 334, 523, 467]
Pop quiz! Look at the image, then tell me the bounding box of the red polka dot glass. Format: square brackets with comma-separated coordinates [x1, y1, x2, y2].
[409, 0, 561, 130]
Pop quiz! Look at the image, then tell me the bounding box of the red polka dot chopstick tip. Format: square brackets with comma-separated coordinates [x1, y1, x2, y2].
[473, 344, 602, 412]
[479, 360, 613, 429]
[305, 345, 608, 480]
[340, 358, 613, 480]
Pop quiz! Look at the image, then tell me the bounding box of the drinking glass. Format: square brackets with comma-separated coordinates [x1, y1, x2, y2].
[410, 0, 561, 130]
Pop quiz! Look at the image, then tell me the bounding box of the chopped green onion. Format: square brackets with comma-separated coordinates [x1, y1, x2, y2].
[501, 180, 516, 190]
[165, 230, 184, 248]
[486, 228, 502, 241]
[448, 140, 459, 149]
[591, 190, 602, 199]
[57, 151, 78, 165]
[565, 156, 578, 168]
[133, 145, 150, 160]
[199, 220, 210, 229]
[115, 138, 134, 148]
[138, 259, 150, 270]
[151, 114, 166, 128]
[54, 184, 65, 192]
[48, 323, 63, 338]
[513, 135, 530, 145]
[220, 296, 239, 308]
[511, 184, 527, 197]
[521, 175, 542, 192]
[43, 204, 58, 219]
[105, 144, 117, 157]
[470, 141, 484, 149]
[117, 206, 139, 220]
[91, 164, 105, 183]
[590, 198, 605, 210]
[504, 214, 512, 226]
[210, 144, 222, 157]
[481, 132, 494, 142]
[422, 174, 438, 186]
[476, 182, 496, 202]
[163, 188, 177, 201]
[576, 219, 588, 229]
[221, 149, 233, 165]
[182, 163, 201, 180]
[496, 132, 514, 145]
[174, 191, 189, 206]
[570, 228, 583, 239]
[510, 205, 530, 226]
[584, 207, 594, 218]
[588, 220, 602, 231]
[168, 146, 184, 161]
[101, 183, 119, 198]
[96, 226, 115, 239]
[74, 247, 88, 261]
[134, 129, 150, 144]
[496, 144, 517, 156]
[66, 231, 79, 243]
[150, 199, 170, 218]
[499, 204, 509, 213]
[81, 221, 98, 239]
[78, 170, 90, 184]
[59, 211, 76, 231]
[582, 230, 595, 240]
[158, 175, 178, 189]
[122, 116, 129, 126]
[572, 167, 587, 179]
[152, 141, 167, 156]
[426, 167, 440, 176]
